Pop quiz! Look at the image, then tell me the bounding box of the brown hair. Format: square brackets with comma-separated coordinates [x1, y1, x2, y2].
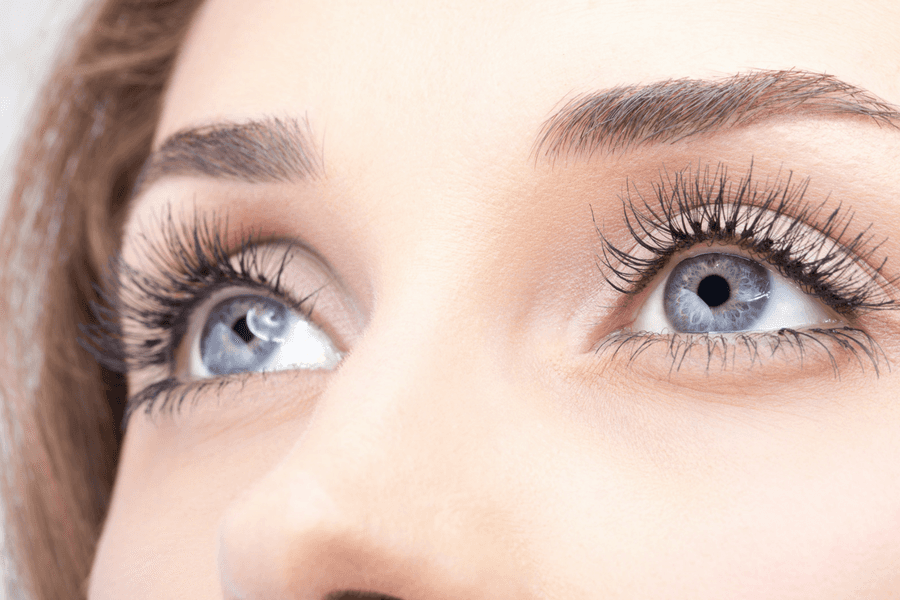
[0, 0, 203, 597]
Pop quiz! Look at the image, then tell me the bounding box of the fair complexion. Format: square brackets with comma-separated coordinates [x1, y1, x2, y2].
[89, 0, 900, 598]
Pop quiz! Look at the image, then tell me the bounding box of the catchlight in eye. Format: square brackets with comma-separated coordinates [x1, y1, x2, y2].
[186, 293, 342, 378]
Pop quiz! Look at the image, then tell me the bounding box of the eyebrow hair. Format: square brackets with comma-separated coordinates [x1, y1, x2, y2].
[534, 69, 900, 162]
[132, 116, 322, 196]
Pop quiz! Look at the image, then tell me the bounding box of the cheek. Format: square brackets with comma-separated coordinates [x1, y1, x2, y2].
[701, 446, 900, 595]
[89, 382, 318, 598]
[511, 366, 900, 597]
[90, 377, 900, 599]
[639, 394, 900, 597]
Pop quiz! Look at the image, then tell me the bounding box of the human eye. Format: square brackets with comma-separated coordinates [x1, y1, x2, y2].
[181, 290, 341, 379]
[631, 250, 837, 334]
[82, 209, 345, 425]
[593, 163, 899, 376]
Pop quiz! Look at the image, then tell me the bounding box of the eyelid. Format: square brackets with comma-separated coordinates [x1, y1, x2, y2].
[597, 168, 899, 316]
[606, 209, 890, 317]
[584, 163, 899, 380]
[83, 208, 364, 425]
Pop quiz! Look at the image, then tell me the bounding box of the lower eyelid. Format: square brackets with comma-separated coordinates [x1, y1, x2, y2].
[591, 326, 889, 386]
[124, 367, 332, 428]
[586, 235, 893, 380]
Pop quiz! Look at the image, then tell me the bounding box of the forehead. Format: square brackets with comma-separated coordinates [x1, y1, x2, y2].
[141, 0, 900, 301]
[155, 0, 900, 153]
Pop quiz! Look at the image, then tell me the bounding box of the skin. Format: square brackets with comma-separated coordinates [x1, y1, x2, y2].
[89, 0, 900, 598]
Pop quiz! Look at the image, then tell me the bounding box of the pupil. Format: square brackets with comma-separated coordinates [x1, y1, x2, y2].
[232, 316, 255, 344]
[697, 274, 730, 308]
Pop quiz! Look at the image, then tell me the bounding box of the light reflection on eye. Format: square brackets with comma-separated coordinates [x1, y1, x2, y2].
[631, 251, 840, 334]
[184, 292, 342, 379]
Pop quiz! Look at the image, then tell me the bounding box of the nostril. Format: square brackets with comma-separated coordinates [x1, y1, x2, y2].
[325, 592, 405, 600]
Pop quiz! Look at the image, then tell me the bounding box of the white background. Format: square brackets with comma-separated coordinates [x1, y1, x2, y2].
[0, 0, 89, 223]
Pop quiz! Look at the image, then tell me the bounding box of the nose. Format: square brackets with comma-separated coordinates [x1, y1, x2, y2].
[216, 314, 534, 600]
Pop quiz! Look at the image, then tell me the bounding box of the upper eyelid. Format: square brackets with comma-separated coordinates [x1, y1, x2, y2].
[603, 205, 882, 291]
[594, 164, 899, 315]
[145, 241, 329, 332]
[85, 209, 332, 373]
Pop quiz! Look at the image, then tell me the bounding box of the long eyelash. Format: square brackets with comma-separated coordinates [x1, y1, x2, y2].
[596, 162, 898, 315]
[593, 162, 899, 376]
[80, 207, 317, 423]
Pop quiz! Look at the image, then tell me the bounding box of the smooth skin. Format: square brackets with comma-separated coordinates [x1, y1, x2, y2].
[89, 1, 900, 598]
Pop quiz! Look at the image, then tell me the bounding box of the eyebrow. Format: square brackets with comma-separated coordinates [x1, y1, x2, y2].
[132, 116, 322, 196]
[133, 70, 900, 197]
[534, 69, 900, 163]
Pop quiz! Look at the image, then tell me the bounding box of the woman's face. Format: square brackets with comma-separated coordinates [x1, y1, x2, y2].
[89, 0, 900, 598]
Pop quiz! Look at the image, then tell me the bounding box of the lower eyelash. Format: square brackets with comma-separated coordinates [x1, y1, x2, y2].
[595, 326, 888, 379]
[125, 373, 254, 424]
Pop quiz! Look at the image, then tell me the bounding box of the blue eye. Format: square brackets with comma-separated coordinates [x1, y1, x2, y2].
[663, 253, 771, 333]
[632, 251, 840, 334]
[187, 293, 342, 378]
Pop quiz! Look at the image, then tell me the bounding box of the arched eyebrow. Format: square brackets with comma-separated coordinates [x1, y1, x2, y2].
[132, 116, 322, 197]
[131, 71, 900, 200]
[533, 69, 900, 163]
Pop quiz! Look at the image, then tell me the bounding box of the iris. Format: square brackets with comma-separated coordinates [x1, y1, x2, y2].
[199, 295, 291, 375]
[663, 253, 771, 333]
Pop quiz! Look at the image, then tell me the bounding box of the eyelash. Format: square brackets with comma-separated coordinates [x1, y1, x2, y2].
[82, 209, 321, 426]
[83, 165, 898, 426]
[593, 162, 898, 376]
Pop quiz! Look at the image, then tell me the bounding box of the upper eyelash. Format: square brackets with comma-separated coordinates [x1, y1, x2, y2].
[595, 162, 899, 316]
[81, 166, 899, 423]
[80, 207, 318, 377]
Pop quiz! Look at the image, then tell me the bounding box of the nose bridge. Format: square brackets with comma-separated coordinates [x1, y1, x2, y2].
[217, 290, 532, 600]
[307, 300, 506, 511]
